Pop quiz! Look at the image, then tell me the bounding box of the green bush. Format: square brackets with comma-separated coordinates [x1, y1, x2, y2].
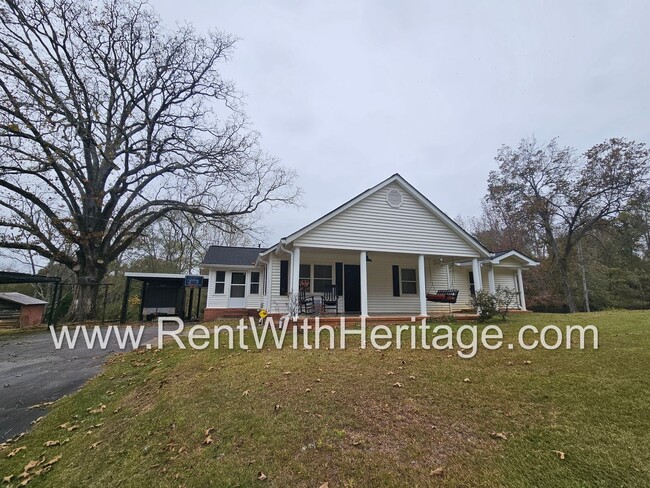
[469, 287, 518, 322]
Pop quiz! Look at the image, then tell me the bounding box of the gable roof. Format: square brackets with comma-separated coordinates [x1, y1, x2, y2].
[0, 292, 48, 306]
[489, 250, 539, 266]
[261, 173, 490, 257]
[201, 245, 265, 267]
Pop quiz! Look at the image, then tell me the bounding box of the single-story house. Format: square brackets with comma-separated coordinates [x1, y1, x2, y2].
[200, 174, 538, 320]
[0, 292, 48, 328]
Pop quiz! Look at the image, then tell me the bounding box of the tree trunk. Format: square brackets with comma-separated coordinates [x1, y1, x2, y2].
[578, 242, 590, 312]
[557, 257, 578, 313]
[68, 265, 107, 322]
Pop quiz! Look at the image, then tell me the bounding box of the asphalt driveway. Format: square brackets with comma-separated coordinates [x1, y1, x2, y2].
[0, 326, 158, 442]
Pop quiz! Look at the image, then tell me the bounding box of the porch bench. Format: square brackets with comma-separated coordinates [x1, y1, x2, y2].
[426, 289, 459, 303]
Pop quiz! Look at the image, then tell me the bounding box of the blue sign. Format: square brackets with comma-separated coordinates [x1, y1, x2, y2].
[185, 275, 204, 287]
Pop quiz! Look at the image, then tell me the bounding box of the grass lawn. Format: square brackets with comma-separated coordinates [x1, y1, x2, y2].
[1, 310, 648, 487]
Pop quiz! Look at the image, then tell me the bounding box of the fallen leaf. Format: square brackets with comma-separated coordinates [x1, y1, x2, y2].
[28, 401, 54, 410]
[552, 450, 566, 460]
[44, 440, 60, 447]
[22, 460, 40, 472]
[431, 467, 445, 476]
[7, 446, 27, 457]
[490, 432, 508, 441]
[87, 404, 107, 414]
[44, 454, 62, 467]
[393, 382, 403, 388]
[257, 471, 267, 481]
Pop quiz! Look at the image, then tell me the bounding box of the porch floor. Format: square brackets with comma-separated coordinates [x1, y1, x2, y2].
[288, 312, 479, 326]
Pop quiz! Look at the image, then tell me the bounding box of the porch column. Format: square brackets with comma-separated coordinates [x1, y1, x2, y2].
[360, 251, 368, 317]
[488, 265, 496, 294]
[517, 268, 527, 310]
[471, 258, 483, 292]
[265, 256, 273, 310]
[291, 247, 301, 295]
[418, 254, 427, 317]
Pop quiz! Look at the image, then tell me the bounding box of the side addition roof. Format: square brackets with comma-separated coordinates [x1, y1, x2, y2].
[0, 292, 48, 306]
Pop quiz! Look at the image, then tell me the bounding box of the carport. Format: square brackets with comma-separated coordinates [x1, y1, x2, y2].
[119, 272, 208, 323]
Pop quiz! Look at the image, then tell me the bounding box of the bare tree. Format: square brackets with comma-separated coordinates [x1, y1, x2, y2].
[487, 137, 649, 312]
[0, 0, 299, 320]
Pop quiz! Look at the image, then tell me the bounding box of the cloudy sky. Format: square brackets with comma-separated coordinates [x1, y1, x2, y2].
[157, 0, 650, 246]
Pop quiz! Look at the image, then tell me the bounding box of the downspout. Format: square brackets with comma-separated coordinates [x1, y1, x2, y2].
[277, 240, 294, 324]
[256, 253, 271, 311]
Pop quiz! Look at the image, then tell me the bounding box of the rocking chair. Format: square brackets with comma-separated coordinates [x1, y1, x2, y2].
[321, 284, 339, 315]
[299, 284, 316, 314]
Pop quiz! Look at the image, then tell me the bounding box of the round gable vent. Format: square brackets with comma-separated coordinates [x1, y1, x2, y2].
[386, 188, 404, 208]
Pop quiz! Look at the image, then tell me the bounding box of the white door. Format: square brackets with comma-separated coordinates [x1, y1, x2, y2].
[228, 272, 247, 308]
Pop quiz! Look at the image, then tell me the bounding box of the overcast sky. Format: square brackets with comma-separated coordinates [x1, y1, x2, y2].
[158, 1, 649, 246]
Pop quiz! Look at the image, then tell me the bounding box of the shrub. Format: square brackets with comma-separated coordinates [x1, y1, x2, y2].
[494, 286, 518, 321]
[469, 290, 498, 322]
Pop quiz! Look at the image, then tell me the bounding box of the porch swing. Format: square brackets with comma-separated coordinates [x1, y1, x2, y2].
[426, 259, 459, 303]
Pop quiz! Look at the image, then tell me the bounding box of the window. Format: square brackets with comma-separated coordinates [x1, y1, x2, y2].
[299, 264, 311, 290]
[313, 265, 333, 293]
[215, 271, 226, 294]
[401, 268, 417, 294]
[230, 272, 246, 298]
[250, 272, 260, 294]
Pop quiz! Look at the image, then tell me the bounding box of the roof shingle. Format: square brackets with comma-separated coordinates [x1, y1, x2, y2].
[201, 245, 264, 266]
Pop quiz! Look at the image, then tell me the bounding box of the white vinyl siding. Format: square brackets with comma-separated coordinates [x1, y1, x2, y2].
[206, 268, 265, 310]
[425, 263, 473, 314]
[494, 269, 518, 291]
[293, 182, 481, 257]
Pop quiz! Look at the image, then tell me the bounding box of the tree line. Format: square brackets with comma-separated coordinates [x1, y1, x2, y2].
[461, 137, 649, 312]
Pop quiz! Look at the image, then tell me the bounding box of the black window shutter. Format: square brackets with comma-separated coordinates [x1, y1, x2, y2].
[392, 265, 400, 297]
[280, 260, 289, 296]
[335, 262, 343, 296]
[469, 271, 475, 296]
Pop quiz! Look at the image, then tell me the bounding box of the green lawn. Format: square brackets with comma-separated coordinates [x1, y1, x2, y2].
[1, 310, 649, 487]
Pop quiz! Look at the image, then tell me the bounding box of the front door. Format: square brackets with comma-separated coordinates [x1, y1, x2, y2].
[228, 272, 247, 308]
[344, 265, 361, 313]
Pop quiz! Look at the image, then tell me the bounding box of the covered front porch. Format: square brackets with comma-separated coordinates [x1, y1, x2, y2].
[262, 246, 498, 318]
